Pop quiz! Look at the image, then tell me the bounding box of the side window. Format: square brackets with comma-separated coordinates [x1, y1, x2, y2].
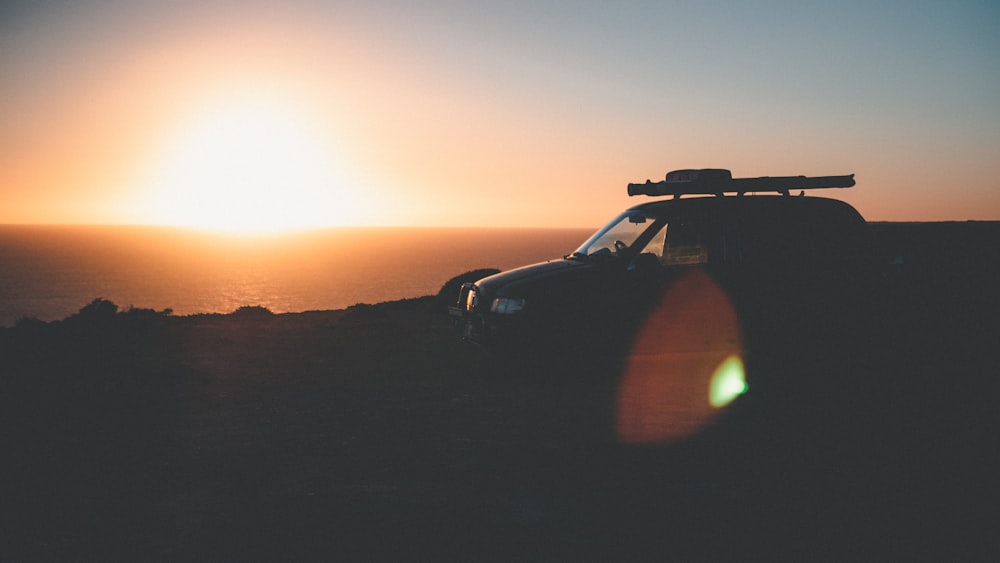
[641, 224, 668, 259]
[661, 221, 709, 266]
[730, 209, 858, 267]
[740, 222, 810, 265]
[803, 212, 866, 266]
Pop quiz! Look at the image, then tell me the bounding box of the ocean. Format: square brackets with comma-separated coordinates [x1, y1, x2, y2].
[0, 225, 595, 327]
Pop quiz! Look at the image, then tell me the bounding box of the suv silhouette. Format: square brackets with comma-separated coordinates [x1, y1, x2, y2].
[450, 168, 870, 371]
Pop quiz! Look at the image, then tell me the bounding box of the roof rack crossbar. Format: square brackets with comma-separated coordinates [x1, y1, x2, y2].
[627, 169, 855, 198]
[729, 175, 856, 193]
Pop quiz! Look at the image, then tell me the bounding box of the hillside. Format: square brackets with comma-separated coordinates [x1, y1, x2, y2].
[2, 223, 999, 561]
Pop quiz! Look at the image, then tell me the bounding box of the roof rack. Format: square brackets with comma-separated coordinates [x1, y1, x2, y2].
[627, 168, 856, 198]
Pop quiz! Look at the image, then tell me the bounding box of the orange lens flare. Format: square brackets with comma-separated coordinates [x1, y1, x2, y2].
[616, 268, 745, 445]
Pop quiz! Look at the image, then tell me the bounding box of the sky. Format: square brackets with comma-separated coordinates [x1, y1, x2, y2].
[2, 0, 998, 230]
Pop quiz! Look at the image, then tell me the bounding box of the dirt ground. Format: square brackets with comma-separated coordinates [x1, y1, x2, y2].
[3, 223, 999, 561]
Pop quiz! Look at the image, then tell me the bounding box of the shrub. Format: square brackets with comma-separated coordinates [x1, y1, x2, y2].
[231, 305, 274, 318]
[76, 297, 119, 320]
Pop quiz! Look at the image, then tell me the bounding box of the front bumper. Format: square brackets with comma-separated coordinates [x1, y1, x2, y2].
[449, 283, 527, 346]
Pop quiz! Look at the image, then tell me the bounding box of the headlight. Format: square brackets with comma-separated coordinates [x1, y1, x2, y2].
[490, 296, 525, 314]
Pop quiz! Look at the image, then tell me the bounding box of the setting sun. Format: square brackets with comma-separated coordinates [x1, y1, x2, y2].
[132, 93, 358, 233]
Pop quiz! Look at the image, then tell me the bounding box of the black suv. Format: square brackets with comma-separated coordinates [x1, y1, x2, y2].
[450, 169, 871, 363]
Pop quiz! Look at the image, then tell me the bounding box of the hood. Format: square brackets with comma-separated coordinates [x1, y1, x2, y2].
[475, 258, 598, 295]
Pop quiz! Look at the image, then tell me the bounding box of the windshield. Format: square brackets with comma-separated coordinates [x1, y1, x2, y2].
[573, 210, 667, 260]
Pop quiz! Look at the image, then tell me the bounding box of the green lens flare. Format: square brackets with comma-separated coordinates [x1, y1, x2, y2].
[709, 355, 747, 408]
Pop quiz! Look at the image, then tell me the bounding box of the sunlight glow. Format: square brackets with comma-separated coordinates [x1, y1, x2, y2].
[134, 94, 358, 233]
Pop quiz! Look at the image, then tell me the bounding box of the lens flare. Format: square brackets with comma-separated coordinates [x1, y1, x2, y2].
[709, 355, 747, 408]
[616, 268, 745, 445]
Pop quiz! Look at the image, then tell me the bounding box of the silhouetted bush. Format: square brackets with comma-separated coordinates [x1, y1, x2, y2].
[231, 305, 274, 318]
[73, 297, 119, 322]
[63, 298, 170, 328]
[122, 304, 173, 318]
[1, 299, 206, 482]
[12, 315, 46, 331]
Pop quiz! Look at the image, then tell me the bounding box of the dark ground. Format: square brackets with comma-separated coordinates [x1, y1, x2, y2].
[2, 222, 999, 561]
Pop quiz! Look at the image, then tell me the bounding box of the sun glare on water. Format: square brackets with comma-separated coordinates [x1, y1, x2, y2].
[134, 95, 359, 234]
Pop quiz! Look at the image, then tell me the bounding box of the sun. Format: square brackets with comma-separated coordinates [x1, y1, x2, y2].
[134, 94, 359, 233]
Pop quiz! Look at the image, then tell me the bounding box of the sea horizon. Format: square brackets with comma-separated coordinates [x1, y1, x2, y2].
[0, 224, 596, 326]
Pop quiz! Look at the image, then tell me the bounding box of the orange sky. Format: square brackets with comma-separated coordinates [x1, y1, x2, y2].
[2, 1, 998, 231]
